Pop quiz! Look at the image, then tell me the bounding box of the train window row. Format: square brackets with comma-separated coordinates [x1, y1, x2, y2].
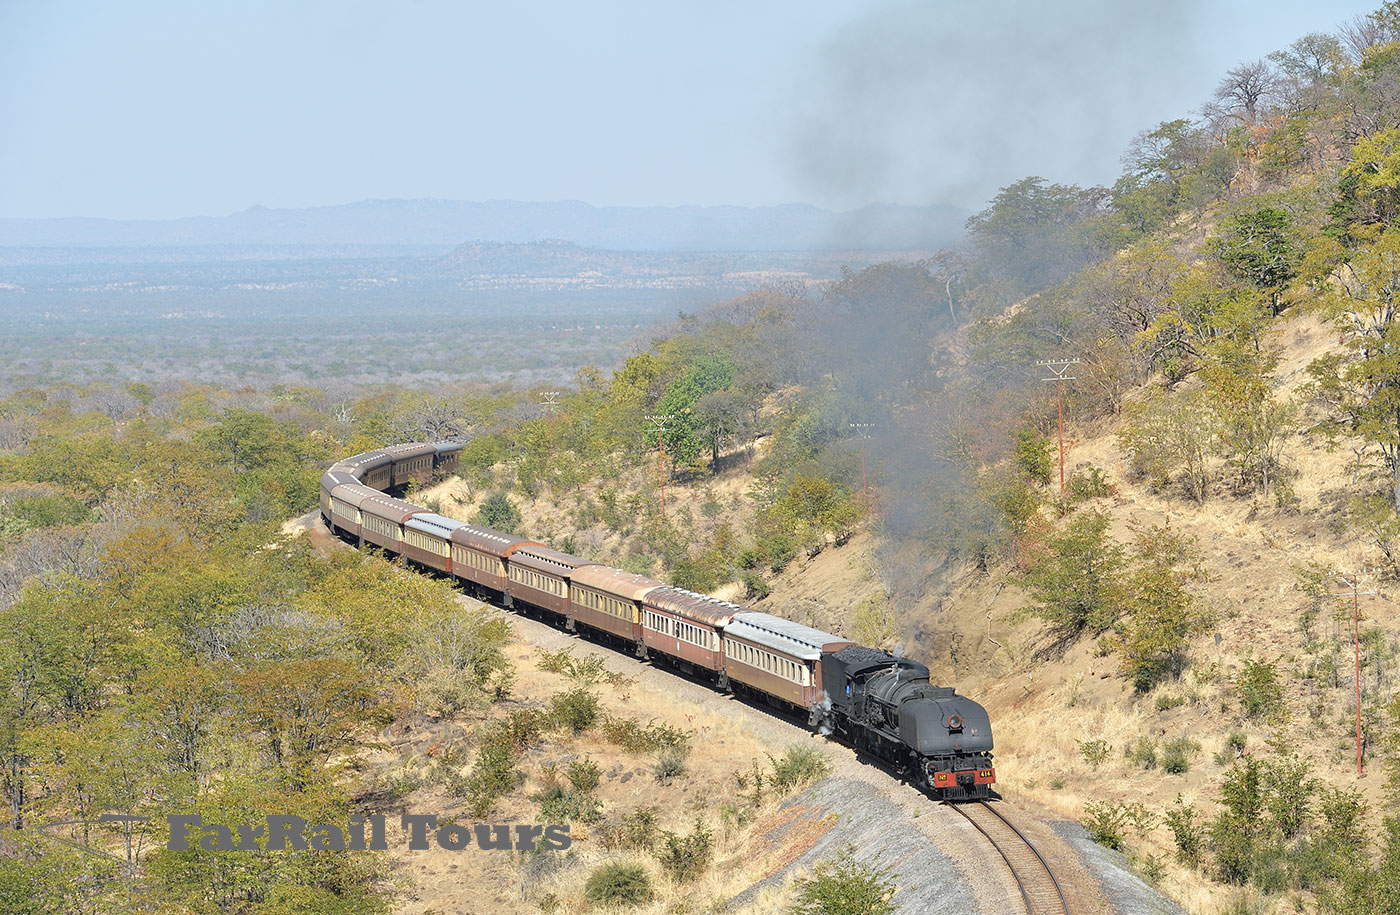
[574, 587, 633, 620]
[332, 501, 359, 522]
[453, 547, 503, 576]
[643, 611, 718, 650]
[725, 640, 808, 685]
[511, 567, 566, 597]
[398, 457, 430, 473]
[405, 530, 447, 556]
[364, 515, 400, 540]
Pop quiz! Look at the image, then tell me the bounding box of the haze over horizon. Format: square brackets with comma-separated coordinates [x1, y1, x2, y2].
[0, 0, 1384, 222]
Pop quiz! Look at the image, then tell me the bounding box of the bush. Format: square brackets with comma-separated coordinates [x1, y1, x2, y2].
[546, 687, 601, 734]
[1215, 731, 1248, 766]
[1084, 800, 1153, 851]
[1078, 738, 1112, 768]
[655, 818, 713, 883]
[1155, 693, 1186, 711]
[600, 807, 659, 852]
[1161, 737, 1200, 775]
[599, 715, 690, 753]
[769, 743, 831, 793]
[790, 846, 896, 915]
[742, 569, 772, 601]
[584, 862, 653, 908]
[1019, 509, 1126, 641]
[1067, 465, 1112, 501]
[566, 757, 602, 793]
[463, 739, 521, 816]
[652, 746, 689, 785]
[533, 784, 603, 825]
[1164, 795, 1203, 866]
[1237, 660, 1285, 721]
[1126, 736, 1158, 769]
[473, 491, 523, 534]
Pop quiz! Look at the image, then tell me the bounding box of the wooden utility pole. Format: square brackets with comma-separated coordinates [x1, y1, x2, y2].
[646, 413, 673, 514]
[539, 390, 560, 456]
[849, 423, 873, 501]
[1037, 358, 1080, 494]
[1332, 570, 1375, 777]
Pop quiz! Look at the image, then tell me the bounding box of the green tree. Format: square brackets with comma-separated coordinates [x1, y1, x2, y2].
[1210, 207, 1303, 313]
[1118, 523, 1209, 691]
[1308, 229, 1400, 509]
[650, 353, 738, 465]
[1118, 387, 1219, 502]
[1020, 510, 1126, 642]
[1343, 127, 1400, 225]
[473, 491, 523, 534]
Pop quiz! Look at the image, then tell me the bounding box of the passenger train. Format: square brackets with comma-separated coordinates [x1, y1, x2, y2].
[320, 440, 996, 800]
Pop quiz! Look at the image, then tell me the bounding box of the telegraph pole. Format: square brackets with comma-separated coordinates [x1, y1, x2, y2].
[539, 390, 560, 456]
[1037, 358, 1080, 494]
[1332, 569, 1375, 777]
[849, 423, 873, 501]
[646, 413, 673, 514]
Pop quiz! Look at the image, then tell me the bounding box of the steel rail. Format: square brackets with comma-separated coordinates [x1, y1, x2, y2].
[946, 800, 1070, 915]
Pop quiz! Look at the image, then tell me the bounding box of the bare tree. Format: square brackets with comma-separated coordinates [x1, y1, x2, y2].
[1338, 14, 1384, 63]
[1213, 59, 1279, 124]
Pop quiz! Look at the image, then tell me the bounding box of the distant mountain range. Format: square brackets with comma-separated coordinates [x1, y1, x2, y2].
[0, 198, 967, 253]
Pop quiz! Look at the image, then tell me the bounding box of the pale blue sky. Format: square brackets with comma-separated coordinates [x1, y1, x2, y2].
[0, 0, 1384, 219]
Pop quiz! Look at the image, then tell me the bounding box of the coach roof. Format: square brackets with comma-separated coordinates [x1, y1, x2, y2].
[570, 566, 666, 602]
[726, 611, 849, 661]
[643, 586, 746, 628]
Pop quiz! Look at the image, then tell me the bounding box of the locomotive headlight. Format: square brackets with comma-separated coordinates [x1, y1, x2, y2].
[947, 714, 963, 729]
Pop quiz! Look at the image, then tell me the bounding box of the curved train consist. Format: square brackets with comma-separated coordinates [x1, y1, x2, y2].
[320, 440, 996, 800]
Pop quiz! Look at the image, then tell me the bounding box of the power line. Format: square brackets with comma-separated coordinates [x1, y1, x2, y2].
[539, 391, 561, 456]
[850, 422, 873, 501]
[1036, 358, 1080, 494]
[1332, 569, 1376, 778]
[646, 413, 674, 515]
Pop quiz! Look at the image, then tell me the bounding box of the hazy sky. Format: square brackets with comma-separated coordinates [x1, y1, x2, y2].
[0, 0, 1384, 219]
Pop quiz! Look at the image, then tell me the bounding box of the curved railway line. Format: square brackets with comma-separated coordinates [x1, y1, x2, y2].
[945, 800, 1070, 915]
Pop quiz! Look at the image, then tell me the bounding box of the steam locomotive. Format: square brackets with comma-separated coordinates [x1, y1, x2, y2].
[320, 440, 995, 800]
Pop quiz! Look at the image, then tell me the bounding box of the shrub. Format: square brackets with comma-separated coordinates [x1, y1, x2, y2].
[790, 846, 896, 915]
[1215, 731, 1248, 766]
[1068, 465, 1112, 501]
[742, 569, 772, 601]
[584, 862, 653, 908]
[1126, 736, 1158, 770]
[1164, 795, 1203, 867]
[769, 743, 831, 793]
[1161, 737, 1200, 775]
[1237, 659, 1285, 721]
[1155, 693, 1186, 711]
[463, 739, 521, 816]
[599, 716, 690, 753]
[655, 818, 713, 883]
[652, 746, 689, 785]
[419, 665, 486, 718]
[1019, 509, 1126, 641]
[473, 491, 523, 534]
[566, 757, 602, 793]
[600, 807, 659, 852]
[1014, 429, 1055, 485]
[1084, 800, 1153, 851]
[533, 784, 603, 825]
[1078, 738, 1112, 768]
[546, 687, 601, 734]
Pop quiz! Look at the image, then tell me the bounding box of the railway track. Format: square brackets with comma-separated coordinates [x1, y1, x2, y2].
[947, 800, 1070, 915]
